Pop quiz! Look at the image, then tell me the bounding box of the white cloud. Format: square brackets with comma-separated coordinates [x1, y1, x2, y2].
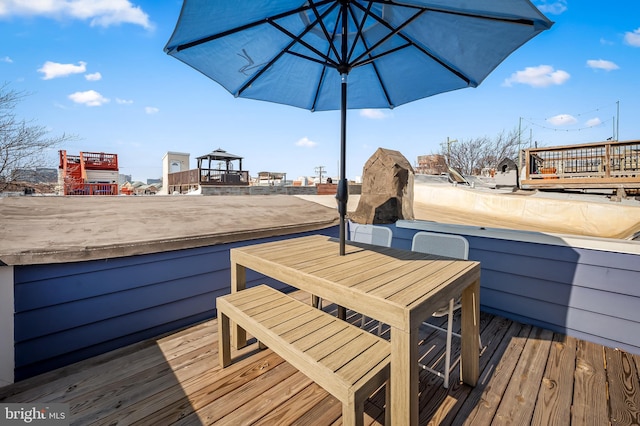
[85, 72, 102, 81]
[145, 106, 159, 114]
[624, 27, 640, 47]
[535, 0, 567, 15]
[547, 114, 577, 126]
[586, 59, 619, 71]
[585, 117, 602, 127]
[295, 137, 317, 148]
[360, 109, 389, 119]
[0, 0, 152, 30]
[116, 98, 133, 105]
[503, 65, 570, 88]
[1, 56, 13, 63]
[68, 90, 109, 106]
[38, 61, 86, 80]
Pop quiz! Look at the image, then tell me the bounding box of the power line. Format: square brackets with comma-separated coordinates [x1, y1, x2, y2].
[520, 101, 619, 134]
[522, 101, 618, 122]
[521, 116, 614, 132]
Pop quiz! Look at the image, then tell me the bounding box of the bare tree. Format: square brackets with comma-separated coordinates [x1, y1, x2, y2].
[442, 128, 522, 175]
[0, 84, 75, 191]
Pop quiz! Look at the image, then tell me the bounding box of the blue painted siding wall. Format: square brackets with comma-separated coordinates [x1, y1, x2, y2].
[14, 218, 640, 382]
[14, 227, 339, 381]
[393, 222, 640, 355]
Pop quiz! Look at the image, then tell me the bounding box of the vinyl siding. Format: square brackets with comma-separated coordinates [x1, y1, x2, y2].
[12, 219, 640, 382]
[0, 266, 13, 386]
[395, 220, 640, 355]
[13, 228, 338, 381]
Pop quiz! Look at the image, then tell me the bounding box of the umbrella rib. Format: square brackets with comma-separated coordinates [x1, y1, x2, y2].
[269, 0, 343, 68]
[172, 0, 335, 52]
[236, 5, 340, 97]
[369, 0, 542, 28]
[235, 47, 286, 97]
[350, 2, 472, 85]
[311, 65, 329, 112]
[362, 50, 395, 109]
[345, 3, 394, 108]
[350, 4, 425, 64]
[308, 1, 342, 68]
[356, 42, 411, 66]
[286, 51, 336, 68]
[269, 20, 340, 68]
[426, 7, 539, 27]
[310, 10, 342, 112]
[345, 1, 375, 65]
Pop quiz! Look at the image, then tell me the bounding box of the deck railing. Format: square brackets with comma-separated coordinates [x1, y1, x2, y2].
[63, 183, 119, 196]
[521, 139, 640, 191]
[199, 169, 249, 185]
[168, 168, 250, 194]
[81, 152, 119, 171]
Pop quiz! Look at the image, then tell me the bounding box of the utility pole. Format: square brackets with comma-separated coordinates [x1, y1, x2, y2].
[445, 137, 457, 166]
[315, 166, 326, 183]
[616, 100, 620, 141]
[518, 117, 523, 171]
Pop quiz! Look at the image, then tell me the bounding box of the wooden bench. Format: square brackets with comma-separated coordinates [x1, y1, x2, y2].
[217, 285, 391, 426]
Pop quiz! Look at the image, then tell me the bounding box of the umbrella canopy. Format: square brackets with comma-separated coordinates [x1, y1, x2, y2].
[164, 0, 553, 254]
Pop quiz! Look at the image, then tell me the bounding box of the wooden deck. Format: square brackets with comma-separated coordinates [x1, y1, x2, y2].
[2, 290, 639, 425]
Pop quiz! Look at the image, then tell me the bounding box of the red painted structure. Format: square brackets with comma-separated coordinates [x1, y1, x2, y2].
[58, 150, 119, 195]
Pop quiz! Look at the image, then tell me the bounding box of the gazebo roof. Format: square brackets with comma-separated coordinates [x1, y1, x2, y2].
[197, 148, 243, 161]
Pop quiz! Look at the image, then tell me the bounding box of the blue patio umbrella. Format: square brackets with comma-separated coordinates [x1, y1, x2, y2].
[164, 0, 553, 255]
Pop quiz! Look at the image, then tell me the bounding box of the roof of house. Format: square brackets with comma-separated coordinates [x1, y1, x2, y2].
[0, 195, 339, 265]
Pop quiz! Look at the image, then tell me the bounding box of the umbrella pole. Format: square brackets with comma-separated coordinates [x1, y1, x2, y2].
[336, 2, 349, 256]
[337, 73, 348, 256]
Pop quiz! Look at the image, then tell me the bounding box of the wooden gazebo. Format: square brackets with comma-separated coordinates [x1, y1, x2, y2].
[166, 148, 250, 193]
[196, 148, 249, 185]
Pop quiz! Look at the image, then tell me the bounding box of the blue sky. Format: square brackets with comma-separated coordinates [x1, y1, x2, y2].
[2, 1, 639, 182]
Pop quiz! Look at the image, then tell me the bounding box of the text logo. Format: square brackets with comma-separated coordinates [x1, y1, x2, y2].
[2, 403, 69, 425]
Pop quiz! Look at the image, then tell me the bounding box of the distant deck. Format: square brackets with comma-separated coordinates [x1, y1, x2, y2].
[167, 168, 251, 194]
[1, 290, 639, 425]
[521, 139, 640, 193]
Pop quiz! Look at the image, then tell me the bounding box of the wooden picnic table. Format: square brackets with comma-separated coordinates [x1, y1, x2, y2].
[229, 234, 481, 425]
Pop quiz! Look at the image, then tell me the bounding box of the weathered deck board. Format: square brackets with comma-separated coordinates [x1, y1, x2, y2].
[605, 346, 640, 426]
[1, 290, 638, 425]
[531, 333, 577, 426]
[428, 313, 518, 425]
[572, 339, 609, 426]
[493, 327, 554, 424]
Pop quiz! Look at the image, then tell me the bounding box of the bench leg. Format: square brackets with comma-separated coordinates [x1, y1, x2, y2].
[218, 311, 231, 368]
[384, 380, 391, 425]
[343, 399, 364, 426]
[337, 305, 347, 320]
[311, 294, 320, 308]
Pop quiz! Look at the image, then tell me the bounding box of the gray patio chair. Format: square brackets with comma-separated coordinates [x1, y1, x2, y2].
[351, 223, 393, 248]
[411, 231, 482, 388]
